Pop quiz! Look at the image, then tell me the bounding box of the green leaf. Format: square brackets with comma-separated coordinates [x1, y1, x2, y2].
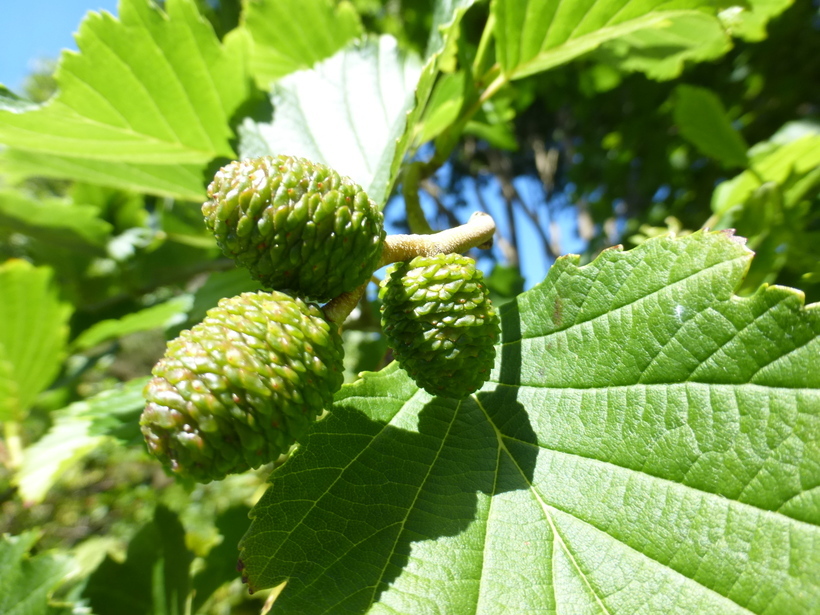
[674, 84, 749, 168]
[0, 86, 38, 113]
[0, 261, 72, 422]
[493, 0, 726, 80]
[15, 378, 150, 504]
[238, 0, 478, 206]
[712, 134, 820, 215]
[342, 329, 388, 383]
[238, 0, 363, 88]
[239, 231, 819, 613]
[595, 12, 731, 80]
[0, 150, 208, 202]
[238, 35, 422, 206]
[416, 71, 467, 144]
[720, 0, 795, 42]
[0, 190, 113, 254]
[0, 0, 249, 198]
[72, 295, 193, 351]
[188, 268, 263, 324]
[390, 0, 477, 180]
[83, 505, 193, 615]
[0, 532, 73, 615]
[191, 506, 252, 613]
[485, 263, 526, 306]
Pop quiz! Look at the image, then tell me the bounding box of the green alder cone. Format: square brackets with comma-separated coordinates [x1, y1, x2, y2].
[380, 253, 500, 399]
[203, 155, 386, 302]
[141, 291, 344, 483]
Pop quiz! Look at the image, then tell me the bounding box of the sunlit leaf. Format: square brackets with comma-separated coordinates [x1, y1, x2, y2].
[493, 0, 727, 80]
[720, 0, 795, 42]
[712, 134, 820, 215]
[0, 0, 250, 198]
[239, 231, 819, 613]
[416, 71, 467, 144]
[0, 190, 113, 254]
[238, 0, 363, 88]
[16, 378, 150, 504]
[674, 84, 749, 168]
[0, 532, 73, 615]
[0, 150, 208, 202]
[0, 261, 72, 422]
[71, 295, 193, 351]
[390, 0, 478, 184]
[595, 12, 730, 80]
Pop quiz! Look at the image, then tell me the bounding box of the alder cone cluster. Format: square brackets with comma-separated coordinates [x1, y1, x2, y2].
[380, 253, 500, 399]
[141, 291, 344, 483]
[203, 155, 385, 302]
[143, 155, 498, 482]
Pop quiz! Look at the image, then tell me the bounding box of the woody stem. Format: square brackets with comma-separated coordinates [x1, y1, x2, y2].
[378, 211, 496, 267]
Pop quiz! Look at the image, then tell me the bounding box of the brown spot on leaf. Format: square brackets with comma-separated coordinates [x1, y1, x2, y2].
[552, 297, 564, 327]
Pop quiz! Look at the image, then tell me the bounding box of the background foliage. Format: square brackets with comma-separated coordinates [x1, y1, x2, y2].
[0, 0, 818, 613]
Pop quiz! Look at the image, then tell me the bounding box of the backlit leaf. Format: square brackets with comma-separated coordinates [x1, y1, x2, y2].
[238, 0, 363, 88]
[238, 35, 422, 206]
[16, 378, 150, 504]
[674, 84, 749, 168]
[0, 0, 250, 199]
[493, 0, 725, 80]
[0, 261, 72, 421]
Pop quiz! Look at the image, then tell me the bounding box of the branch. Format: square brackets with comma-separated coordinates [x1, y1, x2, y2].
[379, 211, 496, 266]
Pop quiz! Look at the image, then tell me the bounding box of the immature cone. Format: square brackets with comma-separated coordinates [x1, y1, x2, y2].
[203, 155, 385, 302]
[141, 291, 344, 483]
[380, 254, 500, 399]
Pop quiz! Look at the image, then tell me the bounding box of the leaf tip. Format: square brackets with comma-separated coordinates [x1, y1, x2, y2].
[714, 227, 748, 247]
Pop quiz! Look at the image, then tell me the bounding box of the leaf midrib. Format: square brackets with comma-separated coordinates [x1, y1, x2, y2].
[475, 393, 613, 615]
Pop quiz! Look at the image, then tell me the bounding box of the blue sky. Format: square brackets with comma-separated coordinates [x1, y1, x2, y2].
[1, 0, 119, 92]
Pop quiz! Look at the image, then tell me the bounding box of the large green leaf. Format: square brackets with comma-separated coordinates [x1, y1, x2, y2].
[238, 35, 422, 206]
[493, 0, 727, 80]
[15, 378, 150, 505]
[674, 84, 749, 168]
[238, 0, 363, 88]
[239, 231, 819, 613]
[0, 261, 72, 422]
[0, 0, 250, 199]
[0, 533, 73, 615]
